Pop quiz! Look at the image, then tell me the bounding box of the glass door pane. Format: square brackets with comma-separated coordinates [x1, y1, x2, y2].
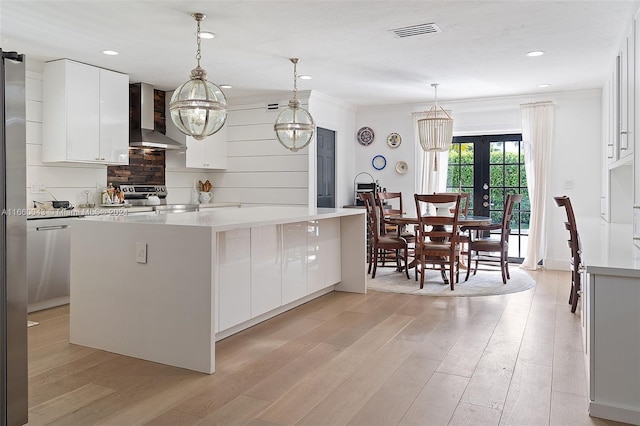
[447, 134, 529, 262]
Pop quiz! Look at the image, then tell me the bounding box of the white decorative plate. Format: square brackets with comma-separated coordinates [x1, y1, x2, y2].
[387, 132, 401, 148]
[357, 127, 375, 146]
[395, 161, 408, 174]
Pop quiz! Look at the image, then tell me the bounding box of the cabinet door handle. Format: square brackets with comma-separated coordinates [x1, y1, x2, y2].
[36, 225, 69, 231]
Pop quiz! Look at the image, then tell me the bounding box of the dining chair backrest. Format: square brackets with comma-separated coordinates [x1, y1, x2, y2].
[414, 193, 462, 241]
[553, 195, 582, 261]
[359, 192, 379, 242]
[377, 191, 404, 235]
[500, 193, 523, 245]
[377, 191, 404, 216]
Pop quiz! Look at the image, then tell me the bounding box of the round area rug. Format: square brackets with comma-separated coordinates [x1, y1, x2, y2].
[367, 266, 535, 297]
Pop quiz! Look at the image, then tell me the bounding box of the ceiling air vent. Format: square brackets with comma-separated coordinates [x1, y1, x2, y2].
[389, 23, 442, 38]
[266, 103, 280, 112]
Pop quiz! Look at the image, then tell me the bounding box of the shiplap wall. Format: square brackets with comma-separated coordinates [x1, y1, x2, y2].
[164, 91, 310, 206]
[25, 58, 106, 208]
[184, 94, 312, 206]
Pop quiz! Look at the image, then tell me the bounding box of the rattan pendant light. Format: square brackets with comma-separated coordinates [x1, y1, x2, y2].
[417, 83, 453, 170]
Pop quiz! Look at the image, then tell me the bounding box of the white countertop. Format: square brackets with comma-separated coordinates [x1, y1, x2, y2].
[78, 205, 365, 232]
[26, 205, 155, 219]
[197, 202, 241, 209]
[577, 216, 640, 277]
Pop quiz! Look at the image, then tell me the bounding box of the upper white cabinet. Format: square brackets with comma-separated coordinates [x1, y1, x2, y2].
[185, 129, 228, 169]
[43, 59, 129, 164]
[164, 91, 227, 169]
[619, 21, 635, 159]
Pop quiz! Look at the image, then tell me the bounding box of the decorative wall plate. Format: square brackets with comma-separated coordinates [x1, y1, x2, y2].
[387, 132, 402, 148]
[372, 155, 387, 170]
[395, 160, 408, 174]
[357, 127, 375, 146]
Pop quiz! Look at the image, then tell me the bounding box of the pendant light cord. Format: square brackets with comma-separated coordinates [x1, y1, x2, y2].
[432, 83, 439, 110]
[292, 59, 298, 101]
[195, 17, 202, 67]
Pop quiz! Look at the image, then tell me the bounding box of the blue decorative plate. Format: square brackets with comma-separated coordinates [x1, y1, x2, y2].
[357, 127, 375, 146]
[372, 155, 386, 170]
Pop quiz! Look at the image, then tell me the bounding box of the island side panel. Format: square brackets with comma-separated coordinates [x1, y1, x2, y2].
[70, 220, 216, 374]
[335, 212, 366, 293]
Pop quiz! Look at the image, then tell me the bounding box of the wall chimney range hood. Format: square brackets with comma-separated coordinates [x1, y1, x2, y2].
[129, 82, 185, 150]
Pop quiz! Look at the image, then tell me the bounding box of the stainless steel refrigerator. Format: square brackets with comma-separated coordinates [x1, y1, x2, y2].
[0, 49, 28, 426]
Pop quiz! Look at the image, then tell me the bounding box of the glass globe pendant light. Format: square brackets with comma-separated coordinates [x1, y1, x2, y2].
[274, 58, 315, 152]
[169, 13, 227, 140]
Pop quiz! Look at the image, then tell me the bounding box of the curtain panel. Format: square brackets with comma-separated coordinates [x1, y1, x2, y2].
[520, 102, 554, 270]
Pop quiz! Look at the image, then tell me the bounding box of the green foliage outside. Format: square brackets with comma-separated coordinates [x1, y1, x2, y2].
[446, 143, 530, 231]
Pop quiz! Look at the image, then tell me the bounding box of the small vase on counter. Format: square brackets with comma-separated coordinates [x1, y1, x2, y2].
[199, 191, 213, 204]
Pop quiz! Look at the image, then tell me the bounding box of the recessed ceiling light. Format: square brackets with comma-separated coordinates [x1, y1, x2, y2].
[219, 84, 232, 89]
[199, 31, 216, 39]
[526, 50, 545, 57]
[538, 83, 551, 88]
[102, 50, 119, 56]
[299, 75, 312, 80]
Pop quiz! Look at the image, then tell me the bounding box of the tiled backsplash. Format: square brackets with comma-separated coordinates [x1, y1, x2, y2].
[107, 149, 165, 185]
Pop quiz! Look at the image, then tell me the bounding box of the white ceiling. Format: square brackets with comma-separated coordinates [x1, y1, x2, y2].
[1, 0, 639, 106]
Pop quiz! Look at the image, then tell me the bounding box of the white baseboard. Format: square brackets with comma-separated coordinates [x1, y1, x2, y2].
[590, 401, 640, 425]
[543, 257, 571, 271]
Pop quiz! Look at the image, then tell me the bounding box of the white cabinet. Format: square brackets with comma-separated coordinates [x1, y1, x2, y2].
[619, 22, 635, 159]
[308, 218, 342, 294]
[43, 59, 128, 164]
[164, 91, 227, 169]
[282, 222, 308, 305]
[216, 219, 343, 333]
[185, 128, 227, 169]
[250, 225, 282, 317]
[584, 271, 640, 424]
[217, 229, 251, 332]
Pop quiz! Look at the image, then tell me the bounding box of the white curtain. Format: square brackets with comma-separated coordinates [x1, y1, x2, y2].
[520, 102, 554, 270]
[413, 111, 448, 196]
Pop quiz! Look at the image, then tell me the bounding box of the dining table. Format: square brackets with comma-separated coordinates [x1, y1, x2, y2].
[385, 213, 492, 284]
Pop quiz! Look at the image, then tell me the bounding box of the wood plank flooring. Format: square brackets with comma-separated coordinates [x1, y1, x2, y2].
[26, 269, 626, 425]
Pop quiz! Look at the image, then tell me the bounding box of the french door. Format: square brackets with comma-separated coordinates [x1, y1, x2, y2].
[447, 134, 530, 261]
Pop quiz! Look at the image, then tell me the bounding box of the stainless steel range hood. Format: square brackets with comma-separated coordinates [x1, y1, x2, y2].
[129, 82, 185, 150]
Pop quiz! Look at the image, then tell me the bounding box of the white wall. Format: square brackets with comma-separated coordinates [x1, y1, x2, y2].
[356, 89, 602, 270]
[309, 91, 357, 208]
[25, 58, 107, 207]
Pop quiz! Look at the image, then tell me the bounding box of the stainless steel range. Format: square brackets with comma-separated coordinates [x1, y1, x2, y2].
[120, 185, 198, 213]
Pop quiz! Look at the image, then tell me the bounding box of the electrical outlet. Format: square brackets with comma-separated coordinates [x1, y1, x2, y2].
[136, 242, 147, 264]
[39, 183, 47, 193]
[30, 183, 39, 194]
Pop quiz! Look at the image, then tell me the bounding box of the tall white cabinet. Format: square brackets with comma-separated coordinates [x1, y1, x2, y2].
[42, 59, 129, 165]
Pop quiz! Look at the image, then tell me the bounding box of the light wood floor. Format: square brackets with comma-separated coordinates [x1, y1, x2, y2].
[27, 269, 626, 426]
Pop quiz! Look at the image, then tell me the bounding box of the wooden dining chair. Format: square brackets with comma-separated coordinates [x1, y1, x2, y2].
[360, 192, 410, 279]
[554, 195, 583, 313]
[461, 193, 522, 284]
[414, 193, 462, 290]
[376, 192, 415, 243]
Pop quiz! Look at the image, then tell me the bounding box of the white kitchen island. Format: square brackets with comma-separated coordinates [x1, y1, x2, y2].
[70, 206, 366, 374]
